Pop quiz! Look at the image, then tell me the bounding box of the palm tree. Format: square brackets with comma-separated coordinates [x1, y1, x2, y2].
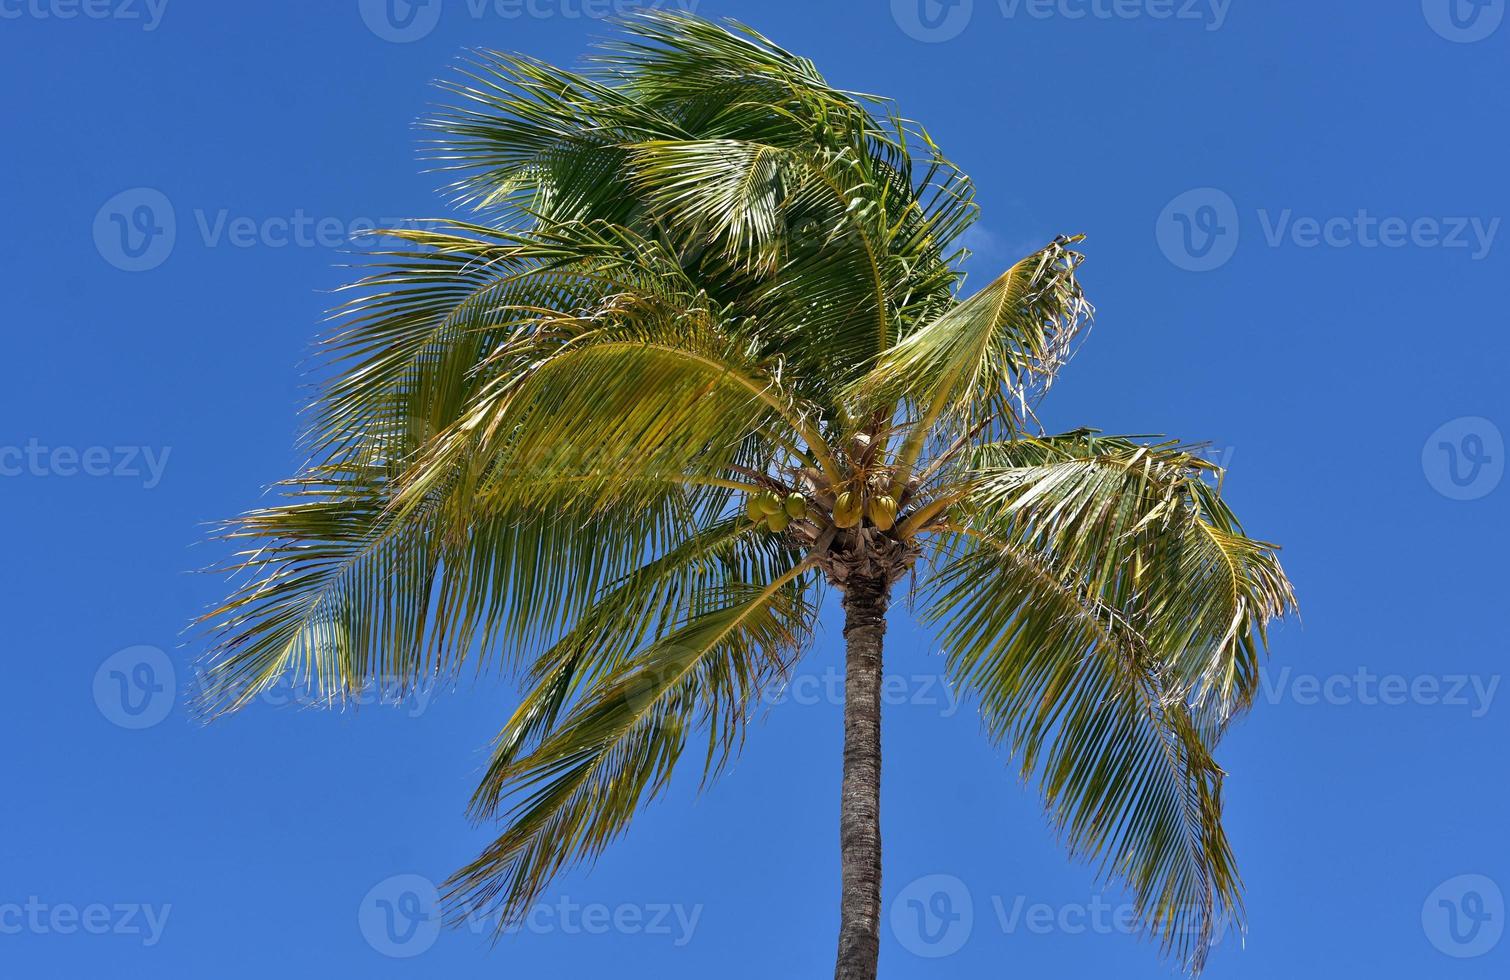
[199, 12, 1294, 979]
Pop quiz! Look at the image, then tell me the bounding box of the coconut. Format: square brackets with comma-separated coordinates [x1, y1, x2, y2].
[867, 495, 898, 531]
[745, 495, 767, 523]
[833, 491, 863, 528]
[783, 493, 807, 519]
[767, 510, 791, 533]
[757, 492, 783, 516]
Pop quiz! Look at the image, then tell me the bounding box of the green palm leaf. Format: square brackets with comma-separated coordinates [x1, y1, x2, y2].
[447, 566, 816, 926]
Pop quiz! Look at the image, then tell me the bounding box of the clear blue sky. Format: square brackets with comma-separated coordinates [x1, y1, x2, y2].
[2, 1, 1507, 976]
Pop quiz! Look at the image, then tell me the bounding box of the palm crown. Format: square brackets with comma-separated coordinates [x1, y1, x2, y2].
[200, 13, 1294, 976]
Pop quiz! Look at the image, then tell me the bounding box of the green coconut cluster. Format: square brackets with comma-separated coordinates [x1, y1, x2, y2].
[745, 491, 807, 532]
[831, 489, 898, 531]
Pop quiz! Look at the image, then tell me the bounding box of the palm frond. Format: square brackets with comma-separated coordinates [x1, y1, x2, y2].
[195, 462, 734, 715]
[481, 517, 792, 771]
[446, 566, 816, 929]
[917, 433, 1293, 970]
[925, 525, 1239, 973]
[950, 434, 1295, 727]
[860, 237, 1092, 484]
[419, 10, 977, 402]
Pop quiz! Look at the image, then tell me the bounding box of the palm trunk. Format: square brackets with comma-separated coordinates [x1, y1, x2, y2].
[834, 573, 890, 980]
